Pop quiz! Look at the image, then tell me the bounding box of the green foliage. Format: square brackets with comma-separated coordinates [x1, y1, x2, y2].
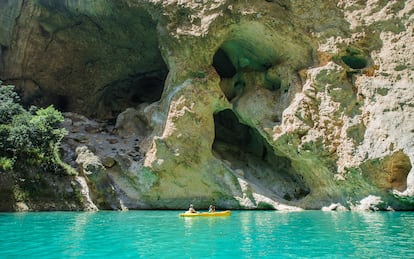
[376, 88, 389, 96]
[0, 157, 14, 171]
[0, 82, 68, 173]
[0, 83, 24, 125]
[13, 185, 29, 202]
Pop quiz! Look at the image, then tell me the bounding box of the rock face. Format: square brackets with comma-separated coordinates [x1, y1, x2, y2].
[1, 0, 413, 210]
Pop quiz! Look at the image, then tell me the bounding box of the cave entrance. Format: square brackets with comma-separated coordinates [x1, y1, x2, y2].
[212, 109, 309, 201]
[212, 47, 239, 102]
[53, 95, 70, 112]
[213, 48, 237, 79]
[100, 68, 168, 118]
[94, 7, 170, 120]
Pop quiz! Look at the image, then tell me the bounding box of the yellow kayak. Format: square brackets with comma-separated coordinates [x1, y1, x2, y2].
[179, 210, 231, 217]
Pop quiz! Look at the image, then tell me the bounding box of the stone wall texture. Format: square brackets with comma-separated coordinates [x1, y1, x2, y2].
[1, 0, 413, 211]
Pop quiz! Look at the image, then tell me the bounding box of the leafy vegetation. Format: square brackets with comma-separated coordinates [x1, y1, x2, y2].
[0, 82, 68, 173]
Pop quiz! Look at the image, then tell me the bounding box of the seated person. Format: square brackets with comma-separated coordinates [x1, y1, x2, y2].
[208, 205, 216, 213]
[187, 204, 197, 213]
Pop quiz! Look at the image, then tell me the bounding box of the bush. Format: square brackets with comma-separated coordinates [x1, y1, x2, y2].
[0, 157, 14, 171]
[0, 82, 68, 172]
[0, 83, 24, 125]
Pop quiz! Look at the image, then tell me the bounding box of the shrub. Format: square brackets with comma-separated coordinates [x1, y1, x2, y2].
[0, 83, 24, 125]
[0, 157, 14, 171]
[0, 82, 68, 172]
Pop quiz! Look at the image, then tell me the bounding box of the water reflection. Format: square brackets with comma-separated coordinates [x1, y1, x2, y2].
[239, 211, 254, 256]
[183, 216, 194, 230]
[179, 214, 233, 258]
[64, 212, 95, 257]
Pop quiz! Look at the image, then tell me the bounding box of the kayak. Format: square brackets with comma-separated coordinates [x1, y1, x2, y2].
[179, 210, 231, 217]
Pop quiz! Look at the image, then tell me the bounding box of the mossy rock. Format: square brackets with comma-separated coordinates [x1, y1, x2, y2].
[257, 201, 275, 209]
[340, 46, 369, 69]
[347, 123, 366, 145]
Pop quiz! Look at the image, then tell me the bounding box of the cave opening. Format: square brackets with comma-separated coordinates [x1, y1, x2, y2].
[129, 77, 165, 104]
[92, 7, 170, 120]
[212, 109, 310, 201]
[340, 46, 369, 69]
[213, 48, 237, 79]
[53, 95, 70, 112]
[212, 37, 284, 102]
[342, 55, 368, 69]
[100, 67, 168, 119]
[4, 2, 171, 121]
[212, 47, 240, 102]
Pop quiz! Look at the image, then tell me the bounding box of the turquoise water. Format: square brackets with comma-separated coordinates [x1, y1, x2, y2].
[1, 211, 413, 258]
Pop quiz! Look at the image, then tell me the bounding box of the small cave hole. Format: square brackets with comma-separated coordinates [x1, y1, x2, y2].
[129, 77, 165, 104]
[261, 62, 273, 71]
[212, 48, 237, 79]
[340, 47, 369, 69]
[212, 109, 310, 201]
[212, 47, 245, 102]
[342, 55, 368, 69]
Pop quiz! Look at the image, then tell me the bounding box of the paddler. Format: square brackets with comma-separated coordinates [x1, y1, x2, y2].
[187, 204, 198, 213]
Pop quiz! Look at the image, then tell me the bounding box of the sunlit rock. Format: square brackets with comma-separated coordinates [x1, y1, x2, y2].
[352, 195, 385, 211]
[1, 0, 413, 210]
[322, 203, 347, 211]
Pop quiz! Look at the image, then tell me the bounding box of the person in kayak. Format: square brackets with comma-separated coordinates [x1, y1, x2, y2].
[187, 204, 198, 213]
[208, 205, 216, 213]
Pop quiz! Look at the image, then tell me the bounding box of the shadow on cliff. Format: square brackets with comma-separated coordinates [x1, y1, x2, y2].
[212, 109, 310, 207]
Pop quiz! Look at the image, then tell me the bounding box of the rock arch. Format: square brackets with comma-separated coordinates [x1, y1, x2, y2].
[213, 109, 310, 202]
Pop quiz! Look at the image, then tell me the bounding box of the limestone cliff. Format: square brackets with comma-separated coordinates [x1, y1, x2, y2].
[0, 0, 413, 211]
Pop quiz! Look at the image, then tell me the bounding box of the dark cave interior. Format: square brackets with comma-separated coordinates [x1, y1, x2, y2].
[212, 109, 310, 201]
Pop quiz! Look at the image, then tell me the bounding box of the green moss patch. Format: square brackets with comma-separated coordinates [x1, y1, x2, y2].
[347, 123, 366, 145]
[257, 201, 275, 209]
[394, 64, 407, 71]
[220, 39, 282, 72]
[376, 88, 389, 96]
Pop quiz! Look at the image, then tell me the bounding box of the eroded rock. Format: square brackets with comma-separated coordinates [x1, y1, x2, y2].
[351, 195, 385, 211]
[1, 0, 413, 210]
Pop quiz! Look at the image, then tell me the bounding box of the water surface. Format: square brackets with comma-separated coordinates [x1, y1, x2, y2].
[1, 211, 413, 258]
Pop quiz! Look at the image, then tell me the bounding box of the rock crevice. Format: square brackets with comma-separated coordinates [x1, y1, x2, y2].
[1, 0, 413, 211]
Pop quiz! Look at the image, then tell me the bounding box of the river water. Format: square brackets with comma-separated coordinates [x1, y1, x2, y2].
[1, 210, 413, 258]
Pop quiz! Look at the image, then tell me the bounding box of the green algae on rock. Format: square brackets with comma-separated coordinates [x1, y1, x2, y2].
[0, 0, 413, 211]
